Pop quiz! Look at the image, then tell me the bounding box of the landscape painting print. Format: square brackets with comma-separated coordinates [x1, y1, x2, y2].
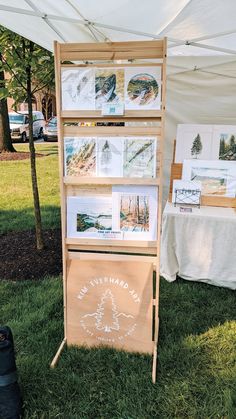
[61, 68, 95, 110]
[123, 137, 156, 178]
[95, 68, 124, 110]
[175, 124, 213, 163]
[67, 196, 112, 238]
[120, 195, 149, 232]
[191, 166, 228, 195]
[125, 66, 161, 110]
[64, 137, 96, 177]
[212, 125, 236, 160]
[112, 186, 158, 240]
[97, 138, 123, 177]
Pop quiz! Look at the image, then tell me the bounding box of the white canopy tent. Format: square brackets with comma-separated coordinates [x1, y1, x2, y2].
[0, 0, 236, 197]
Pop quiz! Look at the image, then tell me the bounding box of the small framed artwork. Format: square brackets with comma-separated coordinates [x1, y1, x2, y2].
[95, 68, 124, 110]
[212, 125, 236, 161]
[175, 124, 213, 163]
[125, 66, 161, 110]
[61, 68, 95, 110]
[64, 137, 96, 177]
[123, 137, 156, 178]
[182, 159, 236, 197]
[112, 185, 158, 240]
[67, 196, 113, 239]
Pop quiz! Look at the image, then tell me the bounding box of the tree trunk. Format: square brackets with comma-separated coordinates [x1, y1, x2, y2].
[0, 53, 15, 153]
[26, 49, 44, 250]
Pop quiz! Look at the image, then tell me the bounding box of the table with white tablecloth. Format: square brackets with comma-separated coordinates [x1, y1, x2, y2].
[160, 202, 236, 289]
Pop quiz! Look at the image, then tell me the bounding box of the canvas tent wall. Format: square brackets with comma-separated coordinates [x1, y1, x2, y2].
[0, 0, 235, 198]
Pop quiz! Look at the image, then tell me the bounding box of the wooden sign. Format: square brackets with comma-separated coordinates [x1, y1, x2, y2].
[67, 259, 153, 354]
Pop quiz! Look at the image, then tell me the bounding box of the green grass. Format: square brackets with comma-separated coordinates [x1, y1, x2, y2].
[0, 143, 60, 233]
[0, 277, 235, 418]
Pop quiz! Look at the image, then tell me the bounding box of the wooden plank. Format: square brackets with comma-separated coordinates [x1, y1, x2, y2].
[61, 110, 163, 119]
[169, 163, 182, 194]
[68, 251, 157, 266]
[50, 338, 67, 369]
[60, 40, 164, 52]
[66, 238, 157, 248]
[60, 49, 163, 61]
[152, 37, 167, 384]
[64, 177, 160, 186]
[63, 125, 161, 137]
[61, 62, 163, 68]
[54, 41, 68, 341]
[66, 243, 157, 255]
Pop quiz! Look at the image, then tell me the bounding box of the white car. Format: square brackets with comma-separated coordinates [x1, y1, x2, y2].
[9, 111, 45, 142]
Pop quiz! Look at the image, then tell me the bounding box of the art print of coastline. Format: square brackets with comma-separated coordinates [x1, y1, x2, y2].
[67, 196, 112, 238]
[95, 68, 124, 110]
[190, 166, 228, 195]
[97, 138, 123, 177]
[125, 67, 161, 110]
[64, 137, 96, 177]
[61, 68, 95, 110]
[123, 137, 156, 178]
[212, 125, 236, 161]
[175, 124, 213, 163]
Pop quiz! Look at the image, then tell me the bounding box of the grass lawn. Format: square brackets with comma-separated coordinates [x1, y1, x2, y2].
[0, 142, 60, 233]
[1, 142, 236, 417]
[0, 277, 235, 418]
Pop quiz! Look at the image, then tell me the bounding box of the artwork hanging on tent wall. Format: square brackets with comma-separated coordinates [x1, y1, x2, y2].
[66, 259, 154, 354]
[64, 136, 157, 178]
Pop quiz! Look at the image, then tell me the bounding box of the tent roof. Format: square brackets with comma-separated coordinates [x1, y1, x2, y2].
[0, 0, 236, 56]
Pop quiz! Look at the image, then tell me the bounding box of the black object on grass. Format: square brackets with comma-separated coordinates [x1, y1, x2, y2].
[0, 326, 22, 419]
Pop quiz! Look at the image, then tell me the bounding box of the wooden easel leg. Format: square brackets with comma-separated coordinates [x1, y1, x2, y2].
[152, 317, 159, 383]
[50, 338, 67, 369]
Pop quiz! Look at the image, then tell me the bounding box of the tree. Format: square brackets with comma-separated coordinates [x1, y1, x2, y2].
[229, 135, 235, 149]
[191, 133, 202, 158]
[0, 52, 15, 152]
[219, 136, 226, 157]
[95, 289, 120, 333]
[0, 27, 54, 250]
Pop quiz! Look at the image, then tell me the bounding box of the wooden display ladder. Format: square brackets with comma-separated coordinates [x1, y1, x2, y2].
[51, 39, 167, 383]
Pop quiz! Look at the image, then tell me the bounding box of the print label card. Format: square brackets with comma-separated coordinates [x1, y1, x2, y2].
[175, 124, 213, 163]
[125, 66, 161, 110]
[67, 259, 153, 354]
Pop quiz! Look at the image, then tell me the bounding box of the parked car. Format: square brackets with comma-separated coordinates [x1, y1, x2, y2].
[44, 116, 58, 142]
[9, 111, 45, 142]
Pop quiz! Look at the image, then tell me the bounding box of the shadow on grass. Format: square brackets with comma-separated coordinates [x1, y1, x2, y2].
[0, 205, 61, 235]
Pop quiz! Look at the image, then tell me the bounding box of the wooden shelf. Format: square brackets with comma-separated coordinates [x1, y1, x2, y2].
[66, 238, 157, 247]
[64, 176, 160, 186]
[61, 110, 163, 119]
[63, 125, 161, 136]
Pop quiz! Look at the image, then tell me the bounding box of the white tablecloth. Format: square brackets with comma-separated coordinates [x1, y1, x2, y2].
[160, 202, 236, 289]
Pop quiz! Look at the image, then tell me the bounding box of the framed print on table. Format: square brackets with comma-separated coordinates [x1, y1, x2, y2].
[212, 125, 236, 161]
[182, 159, 236, 197]
[175, 124, 213, 163]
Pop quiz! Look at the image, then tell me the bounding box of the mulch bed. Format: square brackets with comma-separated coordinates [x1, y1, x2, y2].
[0, 229, 62, 281]
[0, 152, 45, 161]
